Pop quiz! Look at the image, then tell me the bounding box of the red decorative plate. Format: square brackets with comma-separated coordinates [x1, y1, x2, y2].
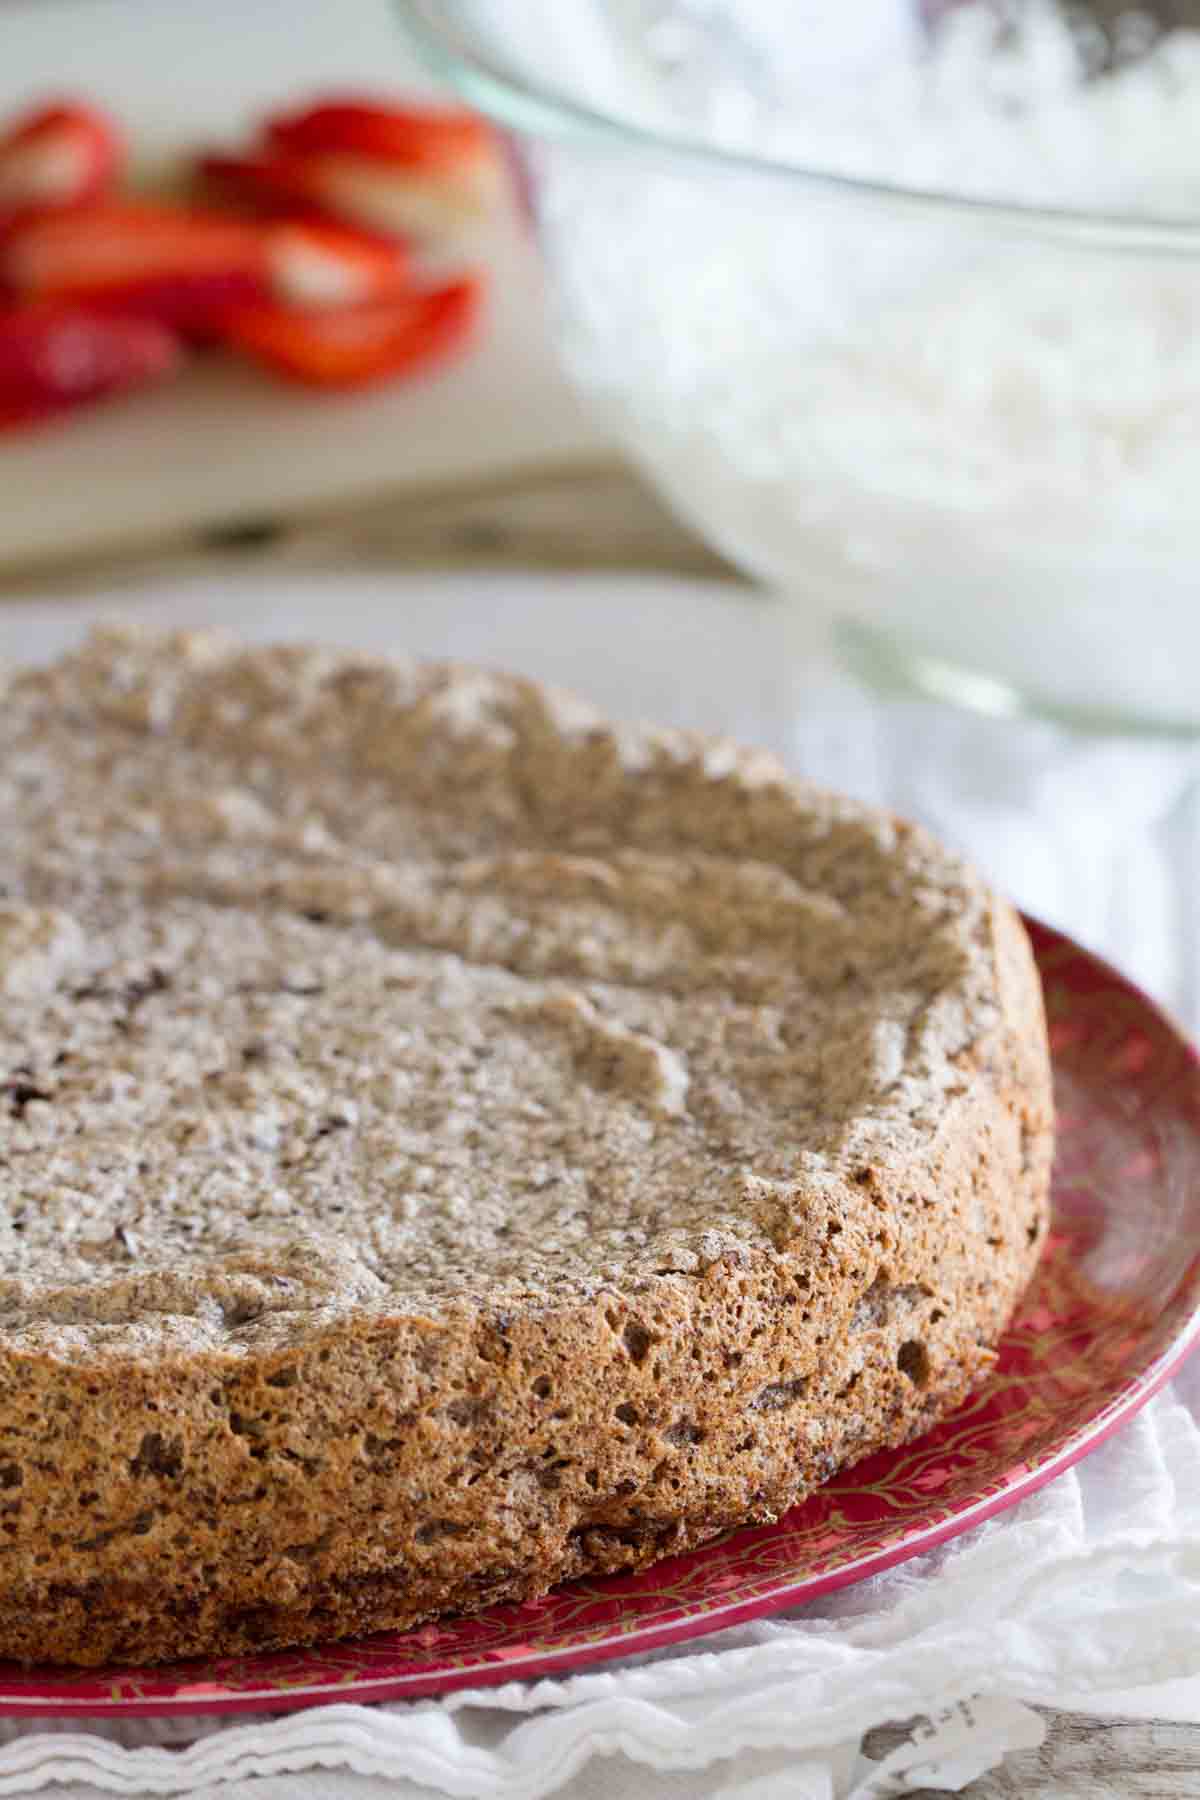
[4, 920, 1199, 1717]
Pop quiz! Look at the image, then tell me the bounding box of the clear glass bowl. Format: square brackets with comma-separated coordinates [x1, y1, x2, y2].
[397, 1, 1200, 736]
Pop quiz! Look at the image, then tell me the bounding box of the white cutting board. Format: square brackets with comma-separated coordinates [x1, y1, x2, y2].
[0, 0, 605, 570]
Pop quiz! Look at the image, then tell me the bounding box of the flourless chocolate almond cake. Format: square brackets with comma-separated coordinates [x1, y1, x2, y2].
[0, 627, 1052, 1666]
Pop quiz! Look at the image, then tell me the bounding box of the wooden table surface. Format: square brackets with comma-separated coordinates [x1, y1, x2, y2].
[0, 458, 736, 600]
[1, 457, 1196, 1797]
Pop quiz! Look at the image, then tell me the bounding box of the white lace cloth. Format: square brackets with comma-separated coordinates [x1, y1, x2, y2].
[3, 568, 1199, 1799]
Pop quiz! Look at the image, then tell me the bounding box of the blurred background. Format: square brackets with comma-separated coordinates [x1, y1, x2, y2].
[0, 0, 621, 577]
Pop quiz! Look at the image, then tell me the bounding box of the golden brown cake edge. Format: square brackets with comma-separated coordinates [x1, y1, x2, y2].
[0, 899, 1051, 1668]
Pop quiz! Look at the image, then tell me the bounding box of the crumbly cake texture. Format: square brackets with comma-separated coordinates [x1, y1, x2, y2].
[0, 627, 1053, 1667]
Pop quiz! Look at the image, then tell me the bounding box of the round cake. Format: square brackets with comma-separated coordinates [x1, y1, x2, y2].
[0, 627, 1053, 1667]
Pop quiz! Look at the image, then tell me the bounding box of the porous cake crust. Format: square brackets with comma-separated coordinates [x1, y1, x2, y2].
[0, 628, 1053, 1666]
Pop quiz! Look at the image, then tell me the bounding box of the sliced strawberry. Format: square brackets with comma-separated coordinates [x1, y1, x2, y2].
[0, 101, 121, 230]
[0, 302, 179, 429]
[223, 275, 481, 389]
[1, 200, 267, 336]
[81, 269, 269, 339]
[265, 98, 492, 171]
[195, 149, 327, 222]
[198, 142, 496, 243]
[250, 97, 503, 239]
[264, 217, 409, 308]
[296, 151, 503, 240]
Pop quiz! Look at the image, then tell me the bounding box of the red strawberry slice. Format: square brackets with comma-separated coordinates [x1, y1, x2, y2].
[0, 101, 121, 231]
[1, 200, 267, 336]
[195, 150, 327, 223]
[0, 302, 180, 429]
[201, 97, 502, 241]
[264, 217, 409, 308]
[199, 145, 496, 243]
[264, 98, 492, 171]
[223, 274, 481, 389]
[264, 99, 502, 237]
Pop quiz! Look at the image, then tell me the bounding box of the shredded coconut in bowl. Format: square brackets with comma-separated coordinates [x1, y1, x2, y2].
[516, 0, 1200, 725]
[597, 0, 1200, 217]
